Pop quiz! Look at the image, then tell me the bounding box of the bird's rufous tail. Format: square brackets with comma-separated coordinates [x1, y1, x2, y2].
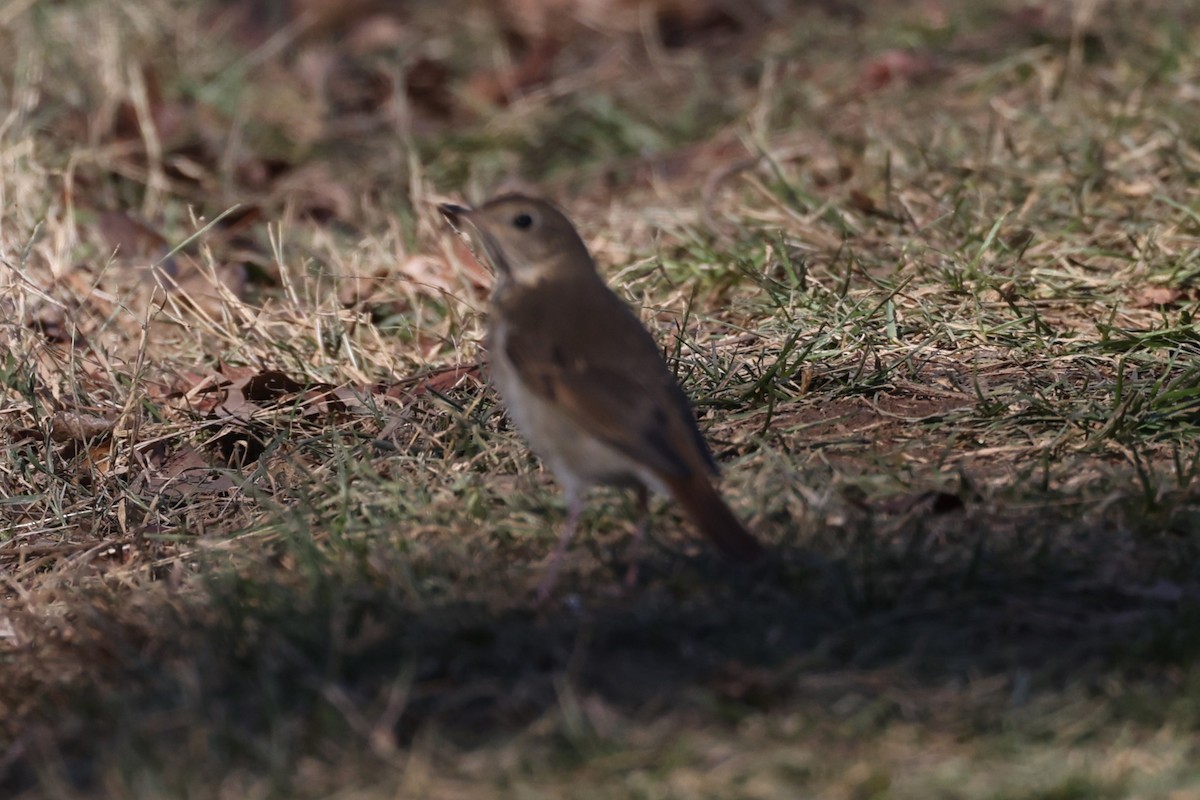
[665, 474, 764, 561]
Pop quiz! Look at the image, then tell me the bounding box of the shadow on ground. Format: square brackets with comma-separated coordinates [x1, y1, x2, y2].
[4, 491, 1200, 794]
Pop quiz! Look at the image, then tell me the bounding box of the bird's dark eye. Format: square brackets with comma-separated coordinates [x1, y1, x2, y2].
[512, 213, 533, 230]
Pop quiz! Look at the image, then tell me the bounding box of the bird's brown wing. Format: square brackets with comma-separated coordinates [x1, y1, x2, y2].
[499, 281, 717, 479]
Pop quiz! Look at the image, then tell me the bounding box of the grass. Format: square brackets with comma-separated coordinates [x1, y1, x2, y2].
[3, 0, 1200, 797]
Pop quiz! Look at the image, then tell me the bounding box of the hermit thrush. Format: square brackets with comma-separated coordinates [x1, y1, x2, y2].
[439, 194, 763, 599]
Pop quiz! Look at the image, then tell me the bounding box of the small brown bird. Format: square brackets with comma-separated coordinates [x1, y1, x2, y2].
[439, 194, 763, 599]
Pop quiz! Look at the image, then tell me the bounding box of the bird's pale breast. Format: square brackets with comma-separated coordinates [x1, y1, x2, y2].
[489, 318, 667, 498]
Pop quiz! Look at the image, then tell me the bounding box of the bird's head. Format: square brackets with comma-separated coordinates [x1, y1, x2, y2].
[439, 194, 595, 286]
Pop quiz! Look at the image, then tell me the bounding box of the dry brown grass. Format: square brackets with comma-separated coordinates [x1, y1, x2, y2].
[2, 0, 1200, 797]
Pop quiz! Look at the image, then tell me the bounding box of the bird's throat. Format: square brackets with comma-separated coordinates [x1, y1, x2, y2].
[477, 233, 513, 278]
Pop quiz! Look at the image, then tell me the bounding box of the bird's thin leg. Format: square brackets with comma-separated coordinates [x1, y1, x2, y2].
[623, 484, 650, 589]
[536, 489, 584, 603]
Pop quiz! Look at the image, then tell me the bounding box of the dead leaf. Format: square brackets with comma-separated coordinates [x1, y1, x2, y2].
[268, 162, 357, 222]
[155, 256, 250, 316]
[916, 0, 949, 31]
[405, 57, 454, 119]
[338, 269, 386, 307]
[1115, 180, 1156, 197]
[136, 443, 240, 504]
[449, 241, 494, 291]
[1003, 228, 1035, 251]
[500, 0, 752, 39]
[873, 490, 964, 515]
[954, 4, 1102, 58]
[1131, 285, 1187, 308]
[847, 189, 899, 220]
[399, 250, 491, 297]
[656, 4, 742, 48]
[212, 424, 269, 468]
[324, 55, 394, 116]
[49, 411, 116, 443]
[243, 60, 325, 161]
[859, 49, 943, 92]
[168, 365, 253, 415]
[811, 163, 854, 188]
[633, 136, 748, 188]
[29, 304, 81, 345]
[96, 210, 171, 261]
[242, 370, 308, 404]
[90, 210, 254, 316]
[345, 13, 408, 54]
[298, 384, 376, 415]
[110, 65, 189, 149]
[292, 0, 386, 38]
[498, 0, 577, 39]
[170, 367, 374, 423]
[383, 364, 483, 402]
[85, 441, 118, 478]
[467, 36, 561, 106]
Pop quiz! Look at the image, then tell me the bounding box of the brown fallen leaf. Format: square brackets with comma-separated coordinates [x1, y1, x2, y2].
[155, 256, 250, 317]
[48, 411, 117, 443]
[28, 303, 82, 345]
[241, 369, 308, 404]
[1114, 180, 1156, 198]
[466, 36, 562, 106]
[85, 441, 119, 478]
[241, 60, 325, 163]
[9, 409, 120, 477]
[91, 209, 253, 317]
[497, 0, 576, 39]
[292, 0, 387, 39]
[656, 4, 742, 48]
[859, 49, 943, 92]
[405, 57, 454, 119]
[847, 189, 900, 221]
[345, 12, 408, 54]
[110, 64, 189, 150]
[163, 372, 230, 406]
[951, 3, 1102, 60]
[196, 370, 291, 418]
[383, 363, 483, 402]
[499, 0, 752, 39]
[96, 210, 171, 261]
[1131, 285, 1188, 308]
[323, 54, 395, 117]
[871, 490, 964, 516]
[167, 365, 254, 415]
[170, 367, 375, 422]
[135, 443, 240, 505]
[399, 249, 491, 297]
[337, 269, 386, 307]
[632, 136, 748, 188]
[449, 240, 494, 292]
[268, 162, 357, 223]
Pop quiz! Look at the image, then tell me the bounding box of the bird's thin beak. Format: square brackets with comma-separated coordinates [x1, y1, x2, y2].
[438, 203, 473, 231]
[438, 202, 512, 277]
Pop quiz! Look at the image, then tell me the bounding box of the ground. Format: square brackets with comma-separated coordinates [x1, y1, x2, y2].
[2, 0, 1200, 797]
